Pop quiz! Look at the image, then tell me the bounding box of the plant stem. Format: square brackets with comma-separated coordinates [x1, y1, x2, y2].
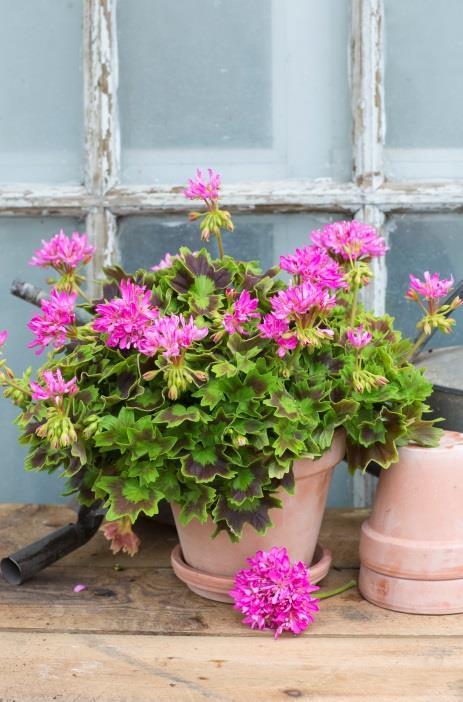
[407, 330, 428, 362]
[0, 374, 31, 396]
[349, 279, 359, 325]
[216, 231, 225, 259]
[317, 579, 357, 600]
[74, 284, 93, 305]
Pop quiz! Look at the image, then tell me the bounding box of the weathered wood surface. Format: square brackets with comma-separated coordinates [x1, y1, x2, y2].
[1, 504, 462, 701]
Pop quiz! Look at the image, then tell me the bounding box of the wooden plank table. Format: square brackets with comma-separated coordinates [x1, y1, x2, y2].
[0, 504, 462, 701]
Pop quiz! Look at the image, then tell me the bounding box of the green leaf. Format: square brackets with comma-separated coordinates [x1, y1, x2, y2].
[181, 451, 234, 483]
[153, 404, 208, 427]
[264, 391, 300, 421]
[194, 378, 224, 410]
[211, 360, 237, 378]
[273, 423, 306, 457]
[178, 484, 216, 525]
[96, 476, 162, 521]
[213, 495, 281, 540]
[229, 465, 265, 505]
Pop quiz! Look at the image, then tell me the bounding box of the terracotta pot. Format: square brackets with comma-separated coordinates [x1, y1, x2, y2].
[359, 430, 463, 614]
[170, 430, 345, 601]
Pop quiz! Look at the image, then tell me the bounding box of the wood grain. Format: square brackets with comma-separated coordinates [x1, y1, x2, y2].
[1, 632, 463, 702]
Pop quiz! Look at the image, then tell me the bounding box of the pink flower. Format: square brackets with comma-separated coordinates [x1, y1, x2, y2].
[73, 584, 87, 593]
[30, 369, 78, 405]
[311, 221, 387, 261]
[93, 279, 159, 350]
[28, 289, 77, 354]
[280, 246, 347, 290]
[258, 314, 298, 358]
[346, 325, 372, 349]
[30, 230, 95, 271]
[184, 168, 221, 202]
[102, 518, 140, 557]
[270, 283, 336, 320]
[406, 272, 454, 303]
[223, 289, 260, 335]
[139, 314, 208, 358]
[230, 547, 319, 638]
[0, 330, 8, 348]
[151, 252, 177, 271]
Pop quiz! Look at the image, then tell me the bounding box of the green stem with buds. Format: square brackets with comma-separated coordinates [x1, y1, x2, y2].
[216, 231, 225, 259]
[349, 279, 359, 326]
[317, 579, 357, 600]
[407, 330, 429, 363]
[0, 374, 31, 397]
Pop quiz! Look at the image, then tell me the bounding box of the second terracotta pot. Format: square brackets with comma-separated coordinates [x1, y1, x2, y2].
[171, 430, 345, 601]
[359, 430, 463, 614]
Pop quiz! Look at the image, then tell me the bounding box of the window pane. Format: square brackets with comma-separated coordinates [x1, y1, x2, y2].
[386, 215, 463, 346]
[118, 0, 351, 183]
[385, 0, 463, 179]
[0, 218, 83, 503]
[117, 213, 352, 507]
[0, 1, 83, 184]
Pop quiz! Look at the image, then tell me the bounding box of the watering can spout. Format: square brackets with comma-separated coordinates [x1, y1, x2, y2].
[0, 503, 104, 585]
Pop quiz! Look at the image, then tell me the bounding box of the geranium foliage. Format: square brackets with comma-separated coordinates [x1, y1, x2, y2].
[1, 170, 455, 549]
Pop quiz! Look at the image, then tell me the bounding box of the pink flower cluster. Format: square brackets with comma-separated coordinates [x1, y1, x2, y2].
[346, 325, 372, 349]
[230, 547, 320, 638]
[28, 289, 77, 355]
[184, 168, 221, 202]
[270, 282, 336, 320]
[30, 230, 95, 272]
[280, 245, 346, 290]
[139, 314, 208, 358]
[259, 282, 335, 357]
[93, 279, 159, 350]
[30, 369, 78, 405]
[259, 315, 297, 357]
[311, 221, 387, 261]
[223, 290, 260, 335]
[151, 252, 177, 272]
[406, 272, 454, 303]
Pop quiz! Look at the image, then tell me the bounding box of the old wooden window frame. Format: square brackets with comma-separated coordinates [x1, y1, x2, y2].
[2, 0, 461, 504]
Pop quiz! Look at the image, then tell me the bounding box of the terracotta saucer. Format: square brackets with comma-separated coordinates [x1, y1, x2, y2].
[171, 543, 332, 603]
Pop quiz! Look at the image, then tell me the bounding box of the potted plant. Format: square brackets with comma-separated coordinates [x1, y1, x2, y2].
[0, 169, 440, 602]
[358, 273, 463, 614]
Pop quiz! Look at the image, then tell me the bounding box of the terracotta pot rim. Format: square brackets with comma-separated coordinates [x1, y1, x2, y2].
[401, 431, 463, 453]
[359, 564, 463, 615]
[170, 542, 332, 601]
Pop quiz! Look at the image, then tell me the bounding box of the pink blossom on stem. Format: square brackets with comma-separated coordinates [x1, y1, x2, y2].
[223, 289, 260, 335]
[28, 289, 77, 354]
[311, 221, 387, 261]
[29, 230, 95, 271]
[230, 547, 320, 638]
[280, 245, 346, 289]
[151, 252, 177, 271]
[346, 325, 372, 349]
[184, 168, 221, 202]
[30, 369, 78, 405]
[93, 279, 159, 350]
[406, 272, 454, 303]
[139, 314, 208, 358]
[270, 282, 336, 320]
[258, 314, 298, 357]
[0, 330, 8, 348]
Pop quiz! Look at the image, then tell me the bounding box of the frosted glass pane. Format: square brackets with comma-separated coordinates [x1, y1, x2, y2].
[118, 0, 351, 183]
[385, 0, 463, 179]
[117, 213, 352, 507]
[0, 1, 83, 184]
[0, 218, 82, 503]
[386, 215, 463, 347]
